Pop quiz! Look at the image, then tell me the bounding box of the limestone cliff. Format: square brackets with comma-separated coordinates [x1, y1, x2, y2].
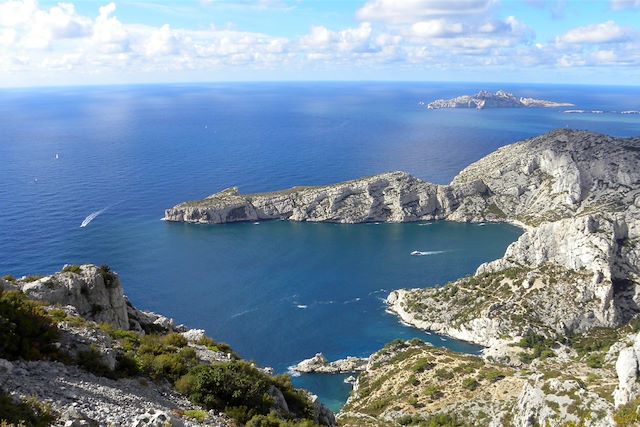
[165, 129, 640, 228]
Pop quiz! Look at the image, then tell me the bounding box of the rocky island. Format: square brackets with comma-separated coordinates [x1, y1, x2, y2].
[423, 90, 574, 109]
[167, 129, 640, 426]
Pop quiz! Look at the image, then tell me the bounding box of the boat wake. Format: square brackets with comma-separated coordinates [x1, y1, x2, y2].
[410, 250, 447, 256]
[80, 206, 110, 227]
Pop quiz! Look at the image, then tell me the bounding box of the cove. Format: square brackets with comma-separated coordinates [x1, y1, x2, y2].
[146, 219, 522, 411]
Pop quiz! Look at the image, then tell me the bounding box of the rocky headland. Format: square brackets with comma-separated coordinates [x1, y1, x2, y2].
[424, 90, 574, 109]
[290, 354, 368, 375]
[166, 129, 640, 425]
[0, 265, 336, 427]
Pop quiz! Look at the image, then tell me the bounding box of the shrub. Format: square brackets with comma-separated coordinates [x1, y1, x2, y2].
[0, 391, 56, 427]
[183, 409, 207, 423]
[176, 361, 313, 423]
[77, 345, 113, 377]
[0, 290, 59, 360]
[517, 332, 556, 362]
[411, 358, 435, 373]
[176, 362, 273, 416]
[422, 413, 466, 426]
[245, 412, 318, 427]
[435, 369, 454, 380]
[2, 275, 16, 283]
[424, 385, 443, 400]
[480, 369, 506, 383]
[196, 336, 237, 357]
[586, 353, 604, 369]
[115, 352, 140, 377]
[613, 398, 640, 426]
[462, 378, 479, 391]
[62, 265, 82, 274]
[21, 276, 43, 283]
[164, 333, 188, 348]
[271, 374, 314, 419]
[98, 265, 117, 288]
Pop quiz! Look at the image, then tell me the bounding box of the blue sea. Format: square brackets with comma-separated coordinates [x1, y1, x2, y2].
[1, 82, 639, 411]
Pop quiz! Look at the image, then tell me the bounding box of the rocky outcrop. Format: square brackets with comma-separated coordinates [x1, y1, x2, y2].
[165, 130, 640, 229]
[1, 265, 336, 427]
[614, 332, 640, 407]
[164, 172, 455, 224]
[12, 265, 130, 330]
[425, 90, 573, 109]
[291, 353, 368, 374]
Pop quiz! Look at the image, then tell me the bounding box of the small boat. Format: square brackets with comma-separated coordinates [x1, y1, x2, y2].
[55, 153, 59, 159]
[411, 250, 428, 256]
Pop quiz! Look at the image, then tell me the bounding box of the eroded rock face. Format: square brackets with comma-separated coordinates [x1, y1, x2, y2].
[614, 333, 640, 407]
[14, 265, 130, 330]
[165, 130, 640, 230]
[165, 172, 455, 224]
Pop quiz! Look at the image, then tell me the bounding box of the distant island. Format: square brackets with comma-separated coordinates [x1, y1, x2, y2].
[423, 90, 574, 110]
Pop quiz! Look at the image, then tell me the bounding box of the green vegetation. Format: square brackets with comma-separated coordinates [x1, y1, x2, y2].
[613, 398, 640, 426]
[424, 385, 443, 400]
[517, 332, 556, 363]
[2, 275, 16, 283]
[134, 333, 198, 382]
[462, 378, 479, 391]
[182, 409, 207, 422]
[0, 391, 56, 427]
[0, 290, 59, 360]
[412, 358, 435, 373]
[434, 368, 454, 380]
[396, 413, 468, 426]
[486, 203, 507, 219]
[98, 265, 117, 288]
[478, 368, 506, 383]
[585, 353, 604, 369]
[176, 361, 313, 424]
[77, 344, 114, 378]
[62, 265, 82, 274]
[245, 412, 319, 426]
[21, 276, 43, 283]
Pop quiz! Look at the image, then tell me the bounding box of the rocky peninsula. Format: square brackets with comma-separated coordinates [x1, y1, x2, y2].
[424, 90, 574, 109]
[290, 354, 368, 375]
[167, 129, 640, 425]
[0, 265, 336, 427]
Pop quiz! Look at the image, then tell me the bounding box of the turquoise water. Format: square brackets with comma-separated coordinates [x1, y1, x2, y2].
[1, 82, 639, 410]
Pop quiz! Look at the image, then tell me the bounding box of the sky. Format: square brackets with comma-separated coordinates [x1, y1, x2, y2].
[1, 0, 640, 87]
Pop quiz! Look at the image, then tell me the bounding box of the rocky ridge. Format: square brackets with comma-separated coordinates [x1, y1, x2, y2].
[339, 339, 616, 427]
[424, 90, 574, 109]
[0, 265, 336, 427]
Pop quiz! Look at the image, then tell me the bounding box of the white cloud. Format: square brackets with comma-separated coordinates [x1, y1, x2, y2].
[356, 0, 495, 24]
[0, 0, 91, 50]
[557, 21, 629, 44]
[410, 20, 464, 38]
[610, 0, 640, 10]
[0, 0, 639, 85]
